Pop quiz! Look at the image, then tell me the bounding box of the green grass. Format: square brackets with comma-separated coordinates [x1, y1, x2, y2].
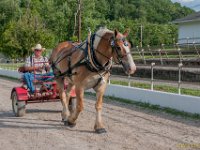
[0, 63, 24, 70]
[132, 54, 199, 60]
[110, 80, 200, 97]
[85, 92, 200, 120]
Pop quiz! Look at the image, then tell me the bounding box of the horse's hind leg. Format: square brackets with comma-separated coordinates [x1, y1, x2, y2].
[67, 87, 84, 126]
[56, 78, 71, 122]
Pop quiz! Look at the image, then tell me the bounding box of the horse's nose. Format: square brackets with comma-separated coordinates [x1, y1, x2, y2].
[129, 65, 136, 74]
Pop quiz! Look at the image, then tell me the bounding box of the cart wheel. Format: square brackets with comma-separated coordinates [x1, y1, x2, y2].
[69, 97, 76, 113]
[12, 91, 26, 117]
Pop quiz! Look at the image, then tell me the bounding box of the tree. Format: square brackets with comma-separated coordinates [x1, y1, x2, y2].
[0, 0, 194, 58]
[1, 14, 55, 59]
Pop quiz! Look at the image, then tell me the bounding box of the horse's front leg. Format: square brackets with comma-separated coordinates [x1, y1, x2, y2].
[67, 87, 84, 127]
[56, 78, 71, 122]
[94, 89, 107, 134]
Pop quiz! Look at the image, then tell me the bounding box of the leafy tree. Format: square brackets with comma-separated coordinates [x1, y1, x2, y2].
[0, 0, 195, 58]
[1, 14, 55, 59]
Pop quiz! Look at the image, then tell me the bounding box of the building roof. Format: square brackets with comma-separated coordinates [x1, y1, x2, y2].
[173, 11, 200, 24]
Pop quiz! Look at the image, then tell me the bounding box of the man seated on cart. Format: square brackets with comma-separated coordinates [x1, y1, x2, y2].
[23, 44, 54, 94]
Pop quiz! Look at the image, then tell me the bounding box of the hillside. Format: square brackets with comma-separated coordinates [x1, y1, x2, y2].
[0, 0, 194, 59]
[105, 0, 194, 23]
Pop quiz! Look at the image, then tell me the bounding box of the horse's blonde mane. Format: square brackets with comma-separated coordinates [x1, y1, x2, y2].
[96, 27, 113, 36]
[93, 28, 113, 49]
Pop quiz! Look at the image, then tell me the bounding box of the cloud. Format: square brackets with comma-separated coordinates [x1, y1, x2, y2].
[172, 0, 194, 3]
[181, 0, 194, 2]
[171, 0, 200, 11]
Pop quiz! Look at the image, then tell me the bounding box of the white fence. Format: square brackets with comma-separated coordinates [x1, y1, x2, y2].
[104, 85, 200, 114]
[1, 69, 200, 114]
[0, 69, 21, 79]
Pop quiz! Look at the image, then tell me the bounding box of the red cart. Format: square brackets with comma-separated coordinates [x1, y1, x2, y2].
[11, 62, 76, 117]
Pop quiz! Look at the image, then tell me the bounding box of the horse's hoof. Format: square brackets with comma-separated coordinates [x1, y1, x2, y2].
[95, 128, 107, 134]
[64, 121, 76, 128]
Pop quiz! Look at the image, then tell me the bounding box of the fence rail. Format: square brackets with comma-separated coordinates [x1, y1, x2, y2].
[0, 69, 200, 114]
[0, 61, 200, 97]
[132, 42, 200, 65]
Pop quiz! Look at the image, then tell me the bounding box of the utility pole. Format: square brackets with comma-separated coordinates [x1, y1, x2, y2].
[140, 24, 143, 47]
[78, 0, 81, 42]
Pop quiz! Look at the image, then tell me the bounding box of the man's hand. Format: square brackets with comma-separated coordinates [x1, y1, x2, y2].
[35, 66, 44, 72]
[45, 65, 50, 72]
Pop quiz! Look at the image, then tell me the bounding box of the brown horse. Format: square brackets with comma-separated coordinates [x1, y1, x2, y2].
[50, 28, 136, 133]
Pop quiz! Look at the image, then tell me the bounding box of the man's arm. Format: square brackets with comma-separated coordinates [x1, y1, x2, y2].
[24, 66, 43, 72]
[24, 56, 43, 72]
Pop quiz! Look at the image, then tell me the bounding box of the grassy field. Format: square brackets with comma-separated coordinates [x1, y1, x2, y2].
[0, 63, 24, 70]
[132, 54, 199, 60]
[110, 80, 200, 97]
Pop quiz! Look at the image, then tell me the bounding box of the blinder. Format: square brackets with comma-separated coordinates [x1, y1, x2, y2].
[110, 36, 131, 64]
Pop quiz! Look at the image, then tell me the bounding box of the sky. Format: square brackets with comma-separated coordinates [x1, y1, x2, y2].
[171, 0, 200, 11]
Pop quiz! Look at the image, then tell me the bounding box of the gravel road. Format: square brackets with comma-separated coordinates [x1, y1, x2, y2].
[0, 78, 200, 150]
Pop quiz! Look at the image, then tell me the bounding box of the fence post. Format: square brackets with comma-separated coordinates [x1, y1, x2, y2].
[141, 49, 146, 65]
[151, 62, 155, 90]
[175, 43, 183, 63]
[128, 74, 131, 87]
[136, 46, 143, 63]
[178, 63, 183, 95]
[147, 45, 154, 58]
[178, 48, 183, 63]
[158, 49, 163, 65]
[161, 44, 168, 59]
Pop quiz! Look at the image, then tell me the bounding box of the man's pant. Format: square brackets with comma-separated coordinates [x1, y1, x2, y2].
[23, 72, 54, 93]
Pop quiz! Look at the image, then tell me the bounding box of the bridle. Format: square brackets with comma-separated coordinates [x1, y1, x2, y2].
[94, 33, 132, 65]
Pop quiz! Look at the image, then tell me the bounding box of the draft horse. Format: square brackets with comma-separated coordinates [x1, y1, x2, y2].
[50, 28, 136, 133]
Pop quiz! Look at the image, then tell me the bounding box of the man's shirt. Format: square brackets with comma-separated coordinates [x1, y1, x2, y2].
[25, 55, 49, 74]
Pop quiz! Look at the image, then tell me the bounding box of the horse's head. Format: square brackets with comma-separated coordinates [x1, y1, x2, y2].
[111, 29, 136, 75]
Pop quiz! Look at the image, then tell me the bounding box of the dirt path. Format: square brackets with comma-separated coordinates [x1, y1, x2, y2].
[0, 78, 200, 150]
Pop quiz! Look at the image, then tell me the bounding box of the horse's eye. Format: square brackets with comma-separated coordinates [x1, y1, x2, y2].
[124, 41, 128, 46]
[110, 40, 115, 47]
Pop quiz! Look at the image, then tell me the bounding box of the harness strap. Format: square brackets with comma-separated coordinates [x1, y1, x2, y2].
[53, 55, 87, 79]
[92, 71, 108, 89]
[93, 78, 102, 89]
[87, 33, 99, 71]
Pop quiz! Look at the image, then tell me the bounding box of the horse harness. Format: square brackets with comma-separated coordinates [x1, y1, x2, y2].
[51, 32, 126, 87]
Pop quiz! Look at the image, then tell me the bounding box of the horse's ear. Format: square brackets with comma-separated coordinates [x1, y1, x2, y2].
[114, 29, 118, 37]
[123, 29, 130, 37]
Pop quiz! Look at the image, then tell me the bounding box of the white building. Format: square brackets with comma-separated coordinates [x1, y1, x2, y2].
[173, 11, 200, 44]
